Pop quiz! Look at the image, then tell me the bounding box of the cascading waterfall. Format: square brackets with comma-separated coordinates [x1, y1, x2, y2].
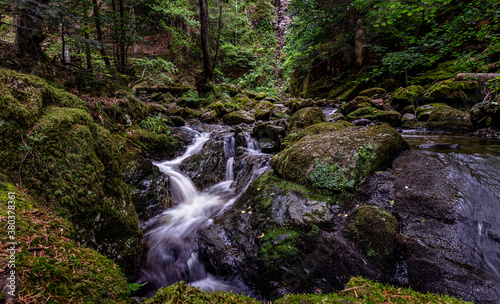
[244, 132, 260, 154]
[224, 135, 236, 181]
[138, 127, 265, 296]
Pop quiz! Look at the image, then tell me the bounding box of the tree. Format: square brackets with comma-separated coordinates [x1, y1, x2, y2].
[16, 0, 51, 59]
[198, 0, 213, 85]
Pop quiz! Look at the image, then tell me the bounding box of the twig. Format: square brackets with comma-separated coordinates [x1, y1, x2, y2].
[130, 68, 146, 88]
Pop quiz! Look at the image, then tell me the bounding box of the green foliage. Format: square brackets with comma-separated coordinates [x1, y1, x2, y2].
[140, 113, 172, 134]
[131, 57, 178, 87]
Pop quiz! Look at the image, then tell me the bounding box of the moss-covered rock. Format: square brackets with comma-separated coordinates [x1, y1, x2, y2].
[288, 107, 326, 133]
[328, 80, 363, 101]
[0, 182, 131, 303]
[0, 69, 142, 276]
[470, 100, 500, 128]
[222, 110, 256, 125]
[344, 206, 398, 271]
[286, 98, 315, 113]
[426, 104, 473, 132]
[391, 85, 425, 111]
[339, 96, 377, 116]
[359, 88, 386, 98]
[422, 79, 479, 108]
[346, 107, 402, 127]
[208, 100, 232, 117]
[233, 94, 253, 105]
[271, 122, 409, 192]
[254, 100, 274, 120]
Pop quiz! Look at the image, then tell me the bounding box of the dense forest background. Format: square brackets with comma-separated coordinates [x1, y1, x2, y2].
[1, 0, 498, 97]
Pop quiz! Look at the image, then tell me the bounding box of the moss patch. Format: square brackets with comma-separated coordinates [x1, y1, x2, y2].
[288, 107, 326, 133]
[144, 281, 260, 304]
[0, 182, 131, 303]
[273, 277, 471, 304]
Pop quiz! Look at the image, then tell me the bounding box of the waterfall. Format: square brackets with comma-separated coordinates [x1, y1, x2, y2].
[244, 132, 261, 154]
[224, 135, 236, 181]
[138, 127, 268, 296]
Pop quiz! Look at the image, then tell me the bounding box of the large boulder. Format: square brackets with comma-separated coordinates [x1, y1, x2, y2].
[288, 107, 326, 133]
[339, 96, 379, 116]
[390, 85, 425, 111]
[346, 107, 402, 127]
[422, 79, 480, 108]
[271, 122, 409, 192]
[254, 100, 274, 120]
[425, 104, 472, 132]
[0, 69, 142, 275]
[198, 172, 382, 300]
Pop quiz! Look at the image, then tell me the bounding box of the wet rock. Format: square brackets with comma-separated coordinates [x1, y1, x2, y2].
[402, 113, 417, 122]
[346, 108, 402, 127]
[417, 143, 461, 149]
[286, 98, 315, 113]
[180, 133, 227, 189]
[288, 107, 326, 133]
[258, 137, 274, 153]
[351, 118, 372, 126]
[326, 112, 345, 122]
[251, 122, 286, 152]
[198, 171, 382, 300]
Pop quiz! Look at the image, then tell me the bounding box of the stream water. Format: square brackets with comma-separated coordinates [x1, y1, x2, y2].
[137, 126, 267, 296]
[403, 131, 500, 284]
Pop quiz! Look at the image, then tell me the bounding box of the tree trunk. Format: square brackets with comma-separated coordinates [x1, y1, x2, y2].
[93, 0, 111, 69]
[199, 0, 212, 82]
[16, 0, 51, 60]
[212, 0, 223, 71]
[118, 0, 126, 73]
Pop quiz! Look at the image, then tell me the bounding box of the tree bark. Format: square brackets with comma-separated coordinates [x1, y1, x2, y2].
[199, 0, 212, 82]
[93, 0, 111, 69]
[16, 0, 51, 60]
[212, 0, 223, 71]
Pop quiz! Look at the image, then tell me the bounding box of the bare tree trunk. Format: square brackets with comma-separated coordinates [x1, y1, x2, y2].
[118, 0, 126, 73]
[93, 0, 111, 69]
[16, 0, 51, 60]
[199, 0, 212, 81]
[212, 0, 223, 71]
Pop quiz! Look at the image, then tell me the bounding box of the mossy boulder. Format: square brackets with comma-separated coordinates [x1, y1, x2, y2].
[233, 94, 253, 105]
[208, 100, 232, 117]
[422, 79, 480, 108]
[470, 101, 500, 128]
[328, 80, 363, 101]
[426, 104, 473, 132]
[271, 122, 409, 192]
[344, 206, 398, 271]
[286, 98, 315, 113]
[222, 110, 255, 125]
[0, 69, 142, 275]
[288, 107, 326, 133]
[254, 100, 274, 120]
[176, 97, 208, 109]
[0, 182, 131, 303]
[391, 85, 425, 111]
[359, 88, 386, 98]
[339, 96, 378, 116]
[346, 107, 402, 127]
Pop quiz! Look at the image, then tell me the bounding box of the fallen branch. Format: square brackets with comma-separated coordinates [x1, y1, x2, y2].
[456, 73, 500, 81]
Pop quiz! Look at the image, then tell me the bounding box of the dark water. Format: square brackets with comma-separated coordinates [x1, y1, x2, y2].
[403, 131, 500, 283]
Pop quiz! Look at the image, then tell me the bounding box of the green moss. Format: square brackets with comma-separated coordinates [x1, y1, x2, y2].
[422, 79, 478, 105]
[338, 96, 375, 116]
[254, 100, 274, 120]
[0, 182, 131, 303]
[273, 277, 471, 304]
[260, 226, 301, 260]
[288, 107, 326, 133]
[359, 88, 386, 97]
[144, 281, 260, 304]
[222, 110, 256, 125]
[391, 85, 425, 110]
[344, 206, 398, 270]
[426, 104, 473, 132]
